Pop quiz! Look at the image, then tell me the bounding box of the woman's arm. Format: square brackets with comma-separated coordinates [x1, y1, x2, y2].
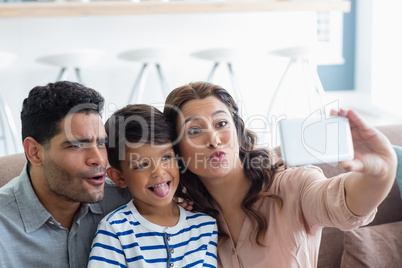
[333, 109, 397, 216]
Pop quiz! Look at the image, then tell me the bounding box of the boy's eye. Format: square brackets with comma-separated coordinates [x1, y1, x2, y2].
[161, 154, 173, 161]
[188, 127, 202, 135]
[134, 163, 148, 170]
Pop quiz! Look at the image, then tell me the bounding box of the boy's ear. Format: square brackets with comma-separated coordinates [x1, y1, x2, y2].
[107, 167, 128, 188]
[23, 137, 44, 167]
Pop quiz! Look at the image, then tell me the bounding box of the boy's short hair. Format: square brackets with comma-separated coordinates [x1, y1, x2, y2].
[105, 104, 173, 170]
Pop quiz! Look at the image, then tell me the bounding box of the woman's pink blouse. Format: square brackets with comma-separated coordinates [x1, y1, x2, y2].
[216, 166, 376, 268]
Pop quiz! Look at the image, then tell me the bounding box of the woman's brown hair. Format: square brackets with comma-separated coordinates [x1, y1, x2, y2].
[164, 81, 284, 245]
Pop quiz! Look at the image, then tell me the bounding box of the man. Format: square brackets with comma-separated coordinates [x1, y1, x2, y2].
[0, 81, 131, 267]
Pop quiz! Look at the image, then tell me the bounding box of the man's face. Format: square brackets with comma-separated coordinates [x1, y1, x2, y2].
[42, 113, 108, 203]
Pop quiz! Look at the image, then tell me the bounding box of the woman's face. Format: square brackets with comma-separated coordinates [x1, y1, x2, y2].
[176, 96, 240, 180]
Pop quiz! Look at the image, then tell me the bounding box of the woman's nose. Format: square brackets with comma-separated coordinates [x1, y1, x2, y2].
[207, 130, 222, 148]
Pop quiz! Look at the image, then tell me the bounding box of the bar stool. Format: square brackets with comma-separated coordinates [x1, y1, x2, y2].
[117, 48, 180, 104]
[0, 52, 19, 155]
[190, 48, 248, 117]
[36, 49, 104, 83]
[266, 45, 326, 119]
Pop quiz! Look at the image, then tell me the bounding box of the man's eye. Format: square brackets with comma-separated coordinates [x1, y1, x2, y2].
[97, 141, 106, 147]
[70, 144, 84, 148]
[188, 128, 202, 135]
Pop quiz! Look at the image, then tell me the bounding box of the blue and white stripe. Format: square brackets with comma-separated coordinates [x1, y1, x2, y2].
[88, 201, 218, 268]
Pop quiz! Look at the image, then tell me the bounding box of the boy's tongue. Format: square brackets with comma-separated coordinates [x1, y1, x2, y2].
[152, 183, 170, 198]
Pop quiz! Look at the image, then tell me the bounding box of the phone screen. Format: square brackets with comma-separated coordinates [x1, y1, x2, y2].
[278, 116, 354, 166]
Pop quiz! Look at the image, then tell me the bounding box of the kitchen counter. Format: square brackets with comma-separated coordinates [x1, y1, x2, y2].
[0, 0, 351, 18]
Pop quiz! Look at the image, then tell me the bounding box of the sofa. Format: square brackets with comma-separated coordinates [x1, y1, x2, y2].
[1, 125, 402, 267]
[316, 124, 402, 268]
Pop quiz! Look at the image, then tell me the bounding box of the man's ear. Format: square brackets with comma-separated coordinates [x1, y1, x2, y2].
[23, 137, 44, 167]
[107, 167, 128, 188]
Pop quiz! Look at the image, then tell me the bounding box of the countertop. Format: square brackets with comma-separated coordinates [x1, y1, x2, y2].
[0, 0, 351, 18]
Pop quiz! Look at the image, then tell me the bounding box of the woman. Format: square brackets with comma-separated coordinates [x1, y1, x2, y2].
[163, 81, 397, 268]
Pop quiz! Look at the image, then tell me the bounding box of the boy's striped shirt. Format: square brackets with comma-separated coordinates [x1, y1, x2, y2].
[88, 201, 218, 268]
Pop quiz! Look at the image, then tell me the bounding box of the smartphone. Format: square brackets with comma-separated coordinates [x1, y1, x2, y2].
[278, 116, 354, 166]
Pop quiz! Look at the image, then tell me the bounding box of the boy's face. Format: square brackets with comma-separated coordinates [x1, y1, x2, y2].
[116, 142, 180, 214]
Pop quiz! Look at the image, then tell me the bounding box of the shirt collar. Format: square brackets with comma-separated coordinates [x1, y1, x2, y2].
[14, 164, 53, 233]
[14, 164, 103, 233]
[86, 202, 102, 215]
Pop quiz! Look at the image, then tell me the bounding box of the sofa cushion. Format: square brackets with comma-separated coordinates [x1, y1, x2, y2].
[393, 145, 402, 199]
[0, 153, 26, 188]
[340, 221, 402, 268]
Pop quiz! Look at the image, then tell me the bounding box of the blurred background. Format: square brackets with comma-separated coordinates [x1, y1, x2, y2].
[0, 0, 401, 156]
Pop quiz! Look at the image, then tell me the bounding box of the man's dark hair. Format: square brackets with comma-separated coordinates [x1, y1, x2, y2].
[105, 104, 173, 170]
[21, 81, 105, 145]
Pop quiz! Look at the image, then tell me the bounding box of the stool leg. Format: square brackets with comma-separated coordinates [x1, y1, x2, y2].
[75, 68, 83, 84]
[227, 62, 248, 118]
[155, 64, 170, 99]
[301, 59, 326, 113]
[57, 67, 67, 81]
[266, 59, 293, 119]
[128, 63, 149, 104]
[0, 95, 19, 155]
[309, 61, 326, 107]
[301, 59, 313, 112]
[207, 62, 220, 82]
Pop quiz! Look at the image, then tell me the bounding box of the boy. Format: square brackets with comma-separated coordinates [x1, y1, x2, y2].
[88, 104, 218, 268]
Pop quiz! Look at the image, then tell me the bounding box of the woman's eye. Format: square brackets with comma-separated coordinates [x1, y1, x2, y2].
[134, 163, 148, 170]
[188, 128, 202, 135]
[217, 121, 228, 128]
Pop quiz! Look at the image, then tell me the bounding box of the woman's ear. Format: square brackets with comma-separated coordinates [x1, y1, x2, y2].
[23, 137, 44, 167]
[107, 167, 128, 188]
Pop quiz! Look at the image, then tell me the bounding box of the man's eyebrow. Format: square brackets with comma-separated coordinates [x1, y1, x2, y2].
[61, 137, 107, 146]
[182, 110, 228, 126]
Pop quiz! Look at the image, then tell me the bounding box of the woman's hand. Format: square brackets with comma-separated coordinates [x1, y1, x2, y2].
[331, 109, 396, 177]
[330, 109, 397, 216]
[173, 197, 194, 211]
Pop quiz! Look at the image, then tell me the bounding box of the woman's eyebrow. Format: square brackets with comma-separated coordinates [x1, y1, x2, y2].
[183, 116, 200, 126]
[182, 110, 228, 126]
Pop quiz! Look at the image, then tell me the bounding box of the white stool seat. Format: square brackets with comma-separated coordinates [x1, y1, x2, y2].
[0, 52, 17, 69]
[266, 45, 326, 119]
[190, 48, 249, 117]
[268, 46, 314, 59]
[118, 48, 179, 64]
[36, 49, 104, 83]
[191, 48, 247, 62]
[118, 47, 181, 104]
[0, 52, 19, 155]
